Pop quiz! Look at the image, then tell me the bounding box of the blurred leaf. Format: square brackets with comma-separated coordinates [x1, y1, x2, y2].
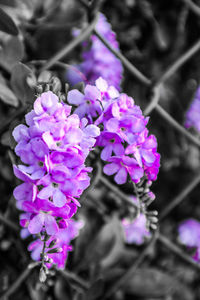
[0, 36, 24, 72]
[11, 62, 35, 104]
[0, 8, 18, 35]
[0, 81, 18, 107]
[84, 278, 104, 300]
[54, 277, 72, 300]
[124, 268, 176, 297]
[81, 216, 120, 267]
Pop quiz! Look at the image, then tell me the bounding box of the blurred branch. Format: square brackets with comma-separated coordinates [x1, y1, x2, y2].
[0, 267, 32, 300]
[145, 38, 200, 113]
[0, 213, 19, 232]
[40, 13, 99, 72]
[104, 232, 158, 298]
[158, 234, 200, 271]
[94, 29, 151, 86]
[58, 269, 90, 289]
[155, 104, 200, 148]
[183, 0, 200, 16]
[99, 175, 139, 210]
[160, 173, 200, 220]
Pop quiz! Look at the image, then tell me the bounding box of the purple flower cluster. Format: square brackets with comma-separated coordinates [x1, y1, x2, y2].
[13, 91, 100, 268]
[122, 197, 150, 245]
[185, 87, 200, 132]
[69, 13, 123, 90]
[68, 77, 160, 184]
[178, 219, 200, 262]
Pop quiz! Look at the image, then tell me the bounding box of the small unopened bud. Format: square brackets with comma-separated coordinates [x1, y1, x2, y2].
[47, 247, 63, 254]
[39, 267, 47, 283]
[36, 85, 43, 94]
[49, 239, 58, 249]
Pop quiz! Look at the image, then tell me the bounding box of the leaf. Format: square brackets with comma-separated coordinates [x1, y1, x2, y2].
[0, 81, 18, 107]
[11, 62, 35, 104]
[124, 268, 176, 297]
[0, 8, 18, 35]
[84, 278, 104, 300]
[0, 36, 24, 72]
[54, 277, 72, 300]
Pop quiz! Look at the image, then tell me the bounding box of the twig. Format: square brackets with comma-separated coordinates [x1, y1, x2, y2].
[155, 104, 200, 148]
[104, 232, 158, 299]
[40, 13, 99, 72]
[160, 173, 200, 220]
[156, 38, 200, 86]
[144, 84, 161, 115]
[0, 213, 19, 233]
[94, 29, 151, 86]
[183, 0, 200, 16]
[0, 267, 32, 300]
[158, 234, 200, 271]
[58, 269, 90, 289]
[99, 175, 139, 210]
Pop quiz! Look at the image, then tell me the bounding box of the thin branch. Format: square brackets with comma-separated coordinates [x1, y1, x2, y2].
[158, 234, 200, 271]
[0, 213, 19, 233]
[160, 173, 200, 221]
[183, 0, 200, 16]
[155, 104, 200, 148]
[144, 84, 161, 115]
[99, 175, 139, 210]
[0, 267, 32, 300]
[40, 13, 99, 72]
[156, 38, 200, 86]
[104, 232, 158, 299]
[58, 269, 90, 289]
[94, 29, 151, 86]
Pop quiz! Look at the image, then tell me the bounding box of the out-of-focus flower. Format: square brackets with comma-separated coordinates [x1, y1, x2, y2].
[68, 13, 123, 90]
[122, 197, 150, 245]
[178, 219, 200, 262]
[185, 87, 200, 132]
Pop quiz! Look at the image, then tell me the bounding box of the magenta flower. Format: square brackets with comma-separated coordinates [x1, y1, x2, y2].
[185, 87, 200, 132]
[13, 90, 100, 269]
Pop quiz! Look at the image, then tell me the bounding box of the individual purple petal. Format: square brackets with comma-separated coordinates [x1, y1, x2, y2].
[28, 214, 45, 234]
[53, 189, 66, 207]
[115, 167, 127, 184]
[103, 163, 119, 175]
[44, 215, 59, 235]
[67, 89, 85, 105]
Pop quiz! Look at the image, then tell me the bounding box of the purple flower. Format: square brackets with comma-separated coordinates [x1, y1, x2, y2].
[178, 219, 200, 248]
[185, 87, 200, 132]
[122, 197, 150, 245]
[96, 131, 124, 161]
[13, 90, 100, 269]
[68, 13, 123, 90]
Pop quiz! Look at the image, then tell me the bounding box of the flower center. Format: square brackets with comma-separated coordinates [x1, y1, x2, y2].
[86, 100, 91, 105]
[121, 127, 126, 132]
[52, 182, 59, 188]
[109, 138, 115, 144]
[38, 161, 44, 167]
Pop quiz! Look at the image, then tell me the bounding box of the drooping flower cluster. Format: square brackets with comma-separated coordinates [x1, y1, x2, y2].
[13, 91, 100, 268]
[68, 77, 160, 185]
[178, 219, 200, 262]
[122, 197, 151, 245]
[68, 13, 123, 90]
[185, 87, 200, 132]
